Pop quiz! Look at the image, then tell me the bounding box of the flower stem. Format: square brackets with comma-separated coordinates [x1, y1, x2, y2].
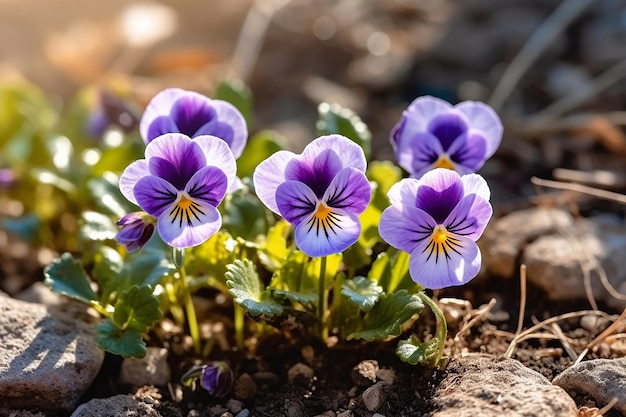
[417, 292, 447, 367]
[318, 256, 328, 340]
[174, 248, 201, 356]
[234, 304, 245, 350]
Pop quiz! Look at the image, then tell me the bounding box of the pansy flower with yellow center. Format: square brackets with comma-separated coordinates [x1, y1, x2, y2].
[391, 96, 502, 178]
[253, 134, 371, 257]
[378, 168, 493, 289]
[119, 133, 236, 248]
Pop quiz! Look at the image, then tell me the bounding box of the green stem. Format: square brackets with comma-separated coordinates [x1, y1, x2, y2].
[175, 248, 201, 356]
[318, 256, 328, 340]
[234, 304, 245, 350]
[417, 292, 447, 367]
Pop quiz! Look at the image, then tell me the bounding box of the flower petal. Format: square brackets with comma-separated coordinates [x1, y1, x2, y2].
[157, 199, 222, 248]
[443, 193, 492, 240]
[427, 111, 468, 151]
[295, 208, 361, 257]
[285, 149, 343, 198]
[145, 116, 180, 143]
[387, 178, 420, 207]
[192, 135, 237, 190]
[185, 166, 228, 207]
[391, 96, 451, 152]
[275, 180, 317, 226]
[323, 167, 371, 215]
[134, 175, 179, 217]
[396, 132, 443, 178]
[409, 233, 481, 289]
[119, 159, 149, 205]
[379, 204, 437, 254]
[416, 169, 464, 223]
[139, 88, 186, 142]
[146, 133, 206, 189]
[169, 92, 217, 137]
[252, 150, 296, 214]
[301, 134, 367, 173]
[461, 173, 491, 201]
[447, 130, 488, 174]
[455, 101, 503, 157]
[195, 100, 248, 158]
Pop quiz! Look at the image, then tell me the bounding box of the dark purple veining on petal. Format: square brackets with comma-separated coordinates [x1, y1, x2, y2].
[427, 112, 468, 151]
[408, 132, 441, 172]
[170, 95, 217, 137]
[285, 149, 342, 198]
[415, 181, 464, 224]
[449, 131, 488, 171]
[149, 142, 206, 189]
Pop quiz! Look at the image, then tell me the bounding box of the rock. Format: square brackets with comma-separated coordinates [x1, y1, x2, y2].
[0, 409, 46, 417]
[233, 373, 257, 401]
[553, 358, 626, 414]
[351, 360, 378, 387]
[375, 368, 396, 386]
[361, 381, 391, 412]
[431, 354, 578, 417]
[15, 282, 66, 306]
[287, 362, 315, 387]
[0, 297, 104, 412]
[119, 347, 170, 387]
[71, 395, 162, 417]
[283, 399, 307, 417]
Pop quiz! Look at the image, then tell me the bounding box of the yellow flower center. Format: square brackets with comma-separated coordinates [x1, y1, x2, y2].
[169, 194, 204, 227]
[307, 203, 341, 237]
[432, 225, 448, 244]
[177, 195, 194, 209]
[315, 203, 333, 219]
[434, 156, 455, 170]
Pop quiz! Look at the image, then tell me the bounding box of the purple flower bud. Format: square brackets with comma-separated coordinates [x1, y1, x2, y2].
[200, 361, 234, 398]
[115, 212, 156, 252]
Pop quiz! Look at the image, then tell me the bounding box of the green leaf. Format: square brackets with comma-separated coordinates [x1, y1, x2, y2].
[258, 219, 292, 271]
[221, 187, 269, 241]
[79, 211, 118, 242]
[341, 276, 383, 312]
[1, 214, 40, 243]
[92, 246, 124, 303]
[86, 174, 134, 218]
[44, 252, 98, 305]
[113, 285, 162, 332]
[316, 102, 371, 159]
[396, 334, 441, 367]
[187, 231, 238, 285]
[237, 130, 286, 179]
[369, 248, 421, 294]
[214, 79, 253, 128]
[96, 319, 147, 358]
[347, 290, 423, 341]
[226, 259, 284, 317]
[31, 168, 76, 195]
[269, 250, 315, 305]
[119, 248, 175, 290]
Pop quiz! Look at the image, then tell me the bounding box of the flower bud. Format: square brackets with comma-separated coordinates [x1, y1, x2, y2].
[181, 361, 234, 398]
[115, 212, 156, 252]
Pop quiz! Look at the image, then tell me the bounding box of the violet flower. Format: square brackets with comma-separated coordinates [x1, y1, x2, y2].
[253, 134, 371, 257]
[391, 96, 502, 178]
[181, 361, 234, 398]
[140, 88, 248, 158]
[378, 168, 492, 289]
[119, 132, 236, 248]
[115, 211, 156, 252]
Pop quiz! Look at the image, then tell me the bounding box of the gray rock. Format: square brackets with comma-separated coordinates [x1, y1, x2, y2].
[432, 354, 578, 417]
[361, 381, 391, 412]
[71, 395, 162, 417]
[553, 358, 626, 414]
[0, 409, 46, 417]
[287, 362, 314, 387]
[119, 347, 170, 387]
[351, 360, 378, 387]
[0, 297, 104, 412]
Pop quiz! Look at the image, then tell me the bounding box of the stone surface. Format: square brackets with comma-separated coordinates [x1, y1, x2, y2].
[431, 354, 578, 417]
[233, 373, 257, 401]
[553, 358, 626, 414]
[361, 381, 391, 412]
[481, 208, 626, 309]
[71, 395, 162, 417]
[119, 347, 170, 387]
[0, 409, 46, 417]
[0, 297, 104, 412]
[351, 360, 378, 387]
[287, 362, 315, 386]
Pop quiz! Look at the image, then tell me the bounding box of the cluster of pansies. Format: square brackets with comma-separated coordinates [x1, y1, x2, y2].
[117, 90, 502, 290]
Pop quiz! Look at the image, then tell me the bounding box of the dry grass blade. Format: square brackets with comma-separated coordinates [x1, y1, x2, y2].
[505, 264, 527, 357]
[575, 308, 626, 365]
[531, 176, 626, 205]
[452, 298, 497, 354]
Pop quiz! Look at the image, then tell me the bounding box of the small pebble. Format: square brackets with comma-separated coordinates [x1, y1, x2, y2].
[233, 374, 257, 401]
[361, 381, 391, 412]
[287, 363, 314, 387]
[351, 360, 378, 387]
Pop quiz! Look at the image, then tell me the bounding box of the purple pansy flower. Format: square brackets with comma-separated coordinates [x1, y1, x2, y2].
[115, 211, 156, 252]
[253, 134, 372, 257]
[119, 132, 236, 249]
[139, 88, 248, 158]
[378, 168, 492, 289]
[390, 96, 502, 178]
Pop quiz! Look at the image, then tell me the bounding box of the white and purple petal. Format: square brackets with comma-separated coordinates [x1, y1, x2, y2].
[139, 88, 187, 142]
[409, 233, 481, 289]
[387, 178, 420, 207]
[286, 149, 343, 198]
[427, 111, 468, 151]
[323, 167, 371, 215]
[295, 208, 361, 258]
[461, 173, 491, 201]
[275, 180, 317, 226]
[301, 134, 367, 173]
[134, 175, 179, 217]
[169, 92, 218, 138]
[396, 132, 443, 177]
[185, 166, 228, 208]
[119, 159, 149, 205]
[252, 150, 297, 214]
[196, 100, 248, 158]
[157, 199, 222, 249]
[446, 130, 488, 174]
[443, 193, 492, 240]
[379, 204, 437, 254]
[415, 169, 464, 223]
[455, 100, 503, 157]
[146, 133, 207, 189]
[192, 135, 237, 190]
[391, 96, 451, 152]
